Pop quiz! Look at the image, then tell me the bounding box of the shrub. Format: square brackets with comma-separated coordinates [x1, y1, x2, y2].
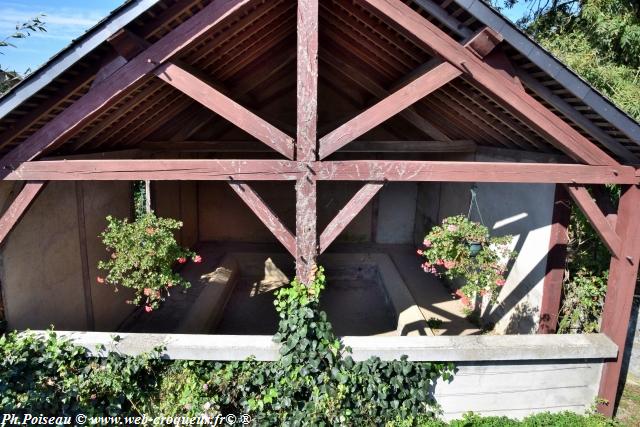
[97, 212, 201, 311]
[418, 216, 515, 306]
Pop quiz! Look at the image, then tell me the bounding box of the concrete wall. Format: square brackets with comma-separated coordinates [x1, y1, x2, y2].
[0, 182, 134, 331]
[154, 181, 420, 248]
[415, 150, 556, 334]
[55, 331, 615, 421]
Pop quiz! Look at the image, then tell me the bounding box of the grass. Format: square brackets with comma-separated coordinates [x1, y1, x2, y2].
[616, 377, 640, 426]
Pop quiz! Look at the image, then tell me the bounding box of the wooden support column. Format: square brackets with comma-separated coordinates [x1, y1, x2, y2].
[319, 182, 384, 253]
[0, 181, 46, 245]
[538, 185, 570, 334]
[295, 0, 319, 283]
[598, 185, 640, 416]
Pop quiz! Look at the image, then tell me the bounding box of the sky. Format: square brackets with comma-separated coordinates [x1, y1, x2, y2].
[0, 0, 530, 75]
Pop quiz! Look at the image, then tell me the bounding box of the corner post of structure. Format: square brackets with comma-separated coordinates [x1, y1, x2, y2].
[295, 0, 319, 283]
[598, 184, 640, 417]
[538, 184, 570, 333]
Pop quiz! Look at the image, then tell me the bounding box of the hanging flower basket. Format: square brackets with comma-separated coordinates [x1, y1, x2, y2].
[417, 215, 516, 309]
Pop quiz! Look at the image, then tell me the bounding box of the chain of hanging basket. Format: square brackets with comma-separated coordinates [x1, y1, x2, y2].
[467, 184, 485, 226]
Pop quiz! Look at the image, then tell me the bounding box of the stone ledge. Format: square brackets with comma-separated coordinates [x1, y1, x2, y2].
[36, 332, 617, 362]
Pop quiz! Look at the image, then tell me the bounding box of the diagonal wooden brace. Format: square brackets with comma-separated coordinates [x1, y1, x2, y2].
[319, 27, 502, 159]
[358, 0, 619, 166]
[228, 181, 296, 256]
[155, 62, 295, 159]
[565, 184, 622, 258]
[319, 182, 384, 253]
[0, 0, 253, 172]
[0, 181, 46, 245]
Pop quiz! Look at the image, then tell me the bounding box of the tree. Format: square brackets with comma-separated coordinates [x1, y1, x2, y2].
[0, 16, 47, 95]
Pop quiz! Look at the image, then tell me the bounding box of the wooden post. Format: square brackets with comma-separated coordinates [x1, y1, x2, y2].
[538, 185, 570, 334]
[295, 0, 319, 283]
[597, 185, 640, 416]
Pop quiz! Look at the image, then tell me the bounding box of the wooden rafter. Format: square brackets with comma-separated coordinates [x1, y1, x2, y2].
[565, 185, 622, 258]
[359, 0, 620, 166]
[319, 182, 384, 253]
[0, 181, 46, 245]
[319, 27, 501, 158]
[155, 62, 295, 159]
[0, 0, 253, 173]
[228, 181, 296, 256]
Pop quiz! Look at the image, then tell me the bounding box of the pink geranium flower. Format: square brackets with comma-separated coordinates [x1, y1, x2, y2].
[96, 276, 105, 284]
[143, 287, 153, 296]
[177, 257, 187, 264]
[443, 260, 456, 269]
[144, 306, 153, 313]
[447, 224, 458, 232]
[423, 239, 432, 248]
[193, 255, 202, 263]
[496, 278, 506, 287]
[436, 259, 445, 266]
[417, 249, 424, 256]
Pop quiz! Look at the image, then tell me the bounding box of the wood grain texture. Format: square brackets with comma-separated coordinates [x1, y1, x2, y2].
[296, 173, 317, 282]
[359, 0, 620, 166]
[0, 181, 45, 245]
[296, 0, 319, 161]
[319, 62, 462, 158]
[319, 182, 384, 253]
[315, 161, 637, 184]
[598, 185, 640, 416]
[0, 0, 253, 172]
[228, 182, 296, 256]
[4, 160, 302, 181]
[538, 185, 570, 334]
[565, 185, 622, 258]
[155, 63, 294, 159]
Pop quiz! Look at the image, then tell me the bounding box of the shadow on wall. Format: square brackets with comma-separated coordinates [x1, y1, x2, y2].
[436, 181, 555, 334]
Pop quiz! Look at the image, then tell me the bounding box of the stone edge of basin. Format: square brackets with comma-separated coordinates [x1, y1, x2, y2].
[29, 331, 617, 362]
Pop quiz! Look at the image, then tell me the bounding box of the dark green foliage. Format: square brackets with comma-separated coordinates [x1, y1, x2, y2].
[0, 330, 164, 415]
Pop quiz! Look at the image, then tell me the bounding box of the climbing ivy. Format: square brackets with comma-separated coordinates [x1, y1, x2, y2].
[0, 267, 454, 425]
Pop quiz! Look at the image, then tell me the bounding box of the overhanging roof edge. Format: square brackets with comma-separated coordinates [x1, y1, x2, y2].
[453, 0, 640, 146]
[0, 0, 161, 121]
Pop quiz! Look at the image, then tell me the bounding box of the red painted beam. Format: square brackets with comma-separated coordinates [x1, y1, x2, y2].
[314, 161, 637, 184]
[0, 0, 253, 172]
[538, 185, 570, 334]
[5, 160, 638, 184]
[598, 185, 640, 416]
[154, 63, 295, 159]
[319, 27, 501, 159]
[228, 182, 296, 256]
[319, 63, 461, 158]
[4, 160, 302, 181]
[319, 182, 384, 253]
[295, 0, 319, 282]
[359, 0, 619, 166]
[565, 185, 623, 259]
[0, 181, 46, 245]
